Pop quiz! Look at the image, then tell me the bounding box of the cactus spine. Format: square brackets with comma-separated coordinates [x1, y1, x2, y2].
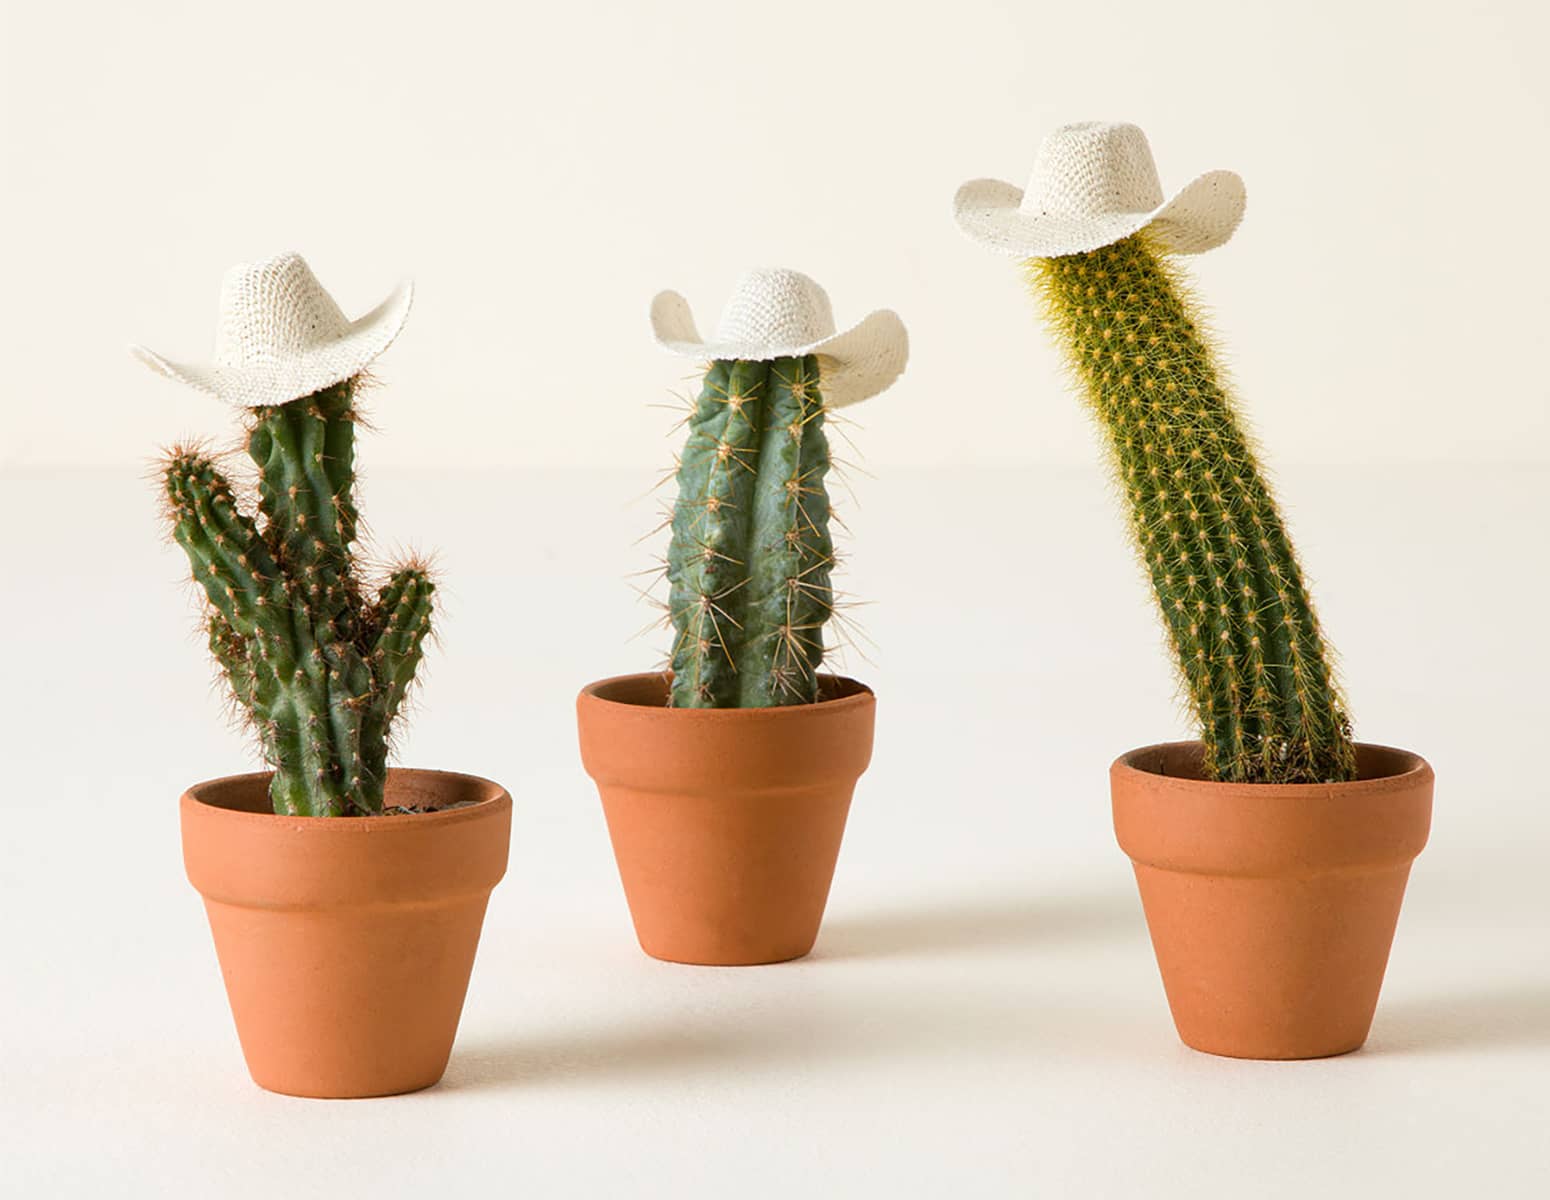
[666, 355, 835, 707]
[163, 378, 433, 815]
[1030, 233, 1356, 784]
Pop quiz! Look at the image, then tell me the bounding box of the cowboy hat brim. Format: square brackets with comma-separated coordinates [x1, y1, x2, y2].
[132, 281, 414, 408]
[953, 169, 1245, 259]
[650, 292, 908, 409]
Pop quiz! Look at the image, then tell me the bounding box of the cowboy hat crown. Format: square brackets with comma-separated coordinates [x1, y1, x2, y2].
[1024, 121, 1166, 219]
[706, 268, 838, 351]
[210, 254, 353, 367]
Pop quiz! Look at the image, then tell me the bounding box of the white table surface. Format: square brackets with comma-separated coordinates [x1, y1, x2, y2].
[3, 464, 1546, 1198]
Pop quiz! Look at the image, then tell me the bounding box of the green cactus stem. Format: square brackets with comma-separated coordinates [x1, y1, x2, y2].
[162, 378, 433, 815]
[666, 355, 836, 708]
[1029, 233, 1356, 784]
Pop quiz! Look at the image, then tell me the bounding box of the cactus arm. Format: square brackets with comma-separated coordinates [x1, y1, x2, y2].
[666, 359, 769, 707]
[163, 450, 331, 812]
[1030, 233, 1355, 783]
[165, 453, 281, 634]
[367, 566, 435, 731]
[356, 566, 435, 806]
[737, 355, 833, 706]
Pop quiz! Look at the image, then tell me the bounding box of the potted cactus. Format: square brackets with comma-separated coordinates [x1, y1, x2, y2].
[954, 123, 1433, 1058]
[135, 253, 511, 1097]
[576, 268, 907, 965]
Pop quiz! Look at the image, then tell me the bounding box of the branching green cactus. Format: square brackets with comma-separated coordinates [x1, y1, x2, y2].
[666, 355, 836, 708]
[1030, 233, 1356, 784]
[162, 378, 434, 815]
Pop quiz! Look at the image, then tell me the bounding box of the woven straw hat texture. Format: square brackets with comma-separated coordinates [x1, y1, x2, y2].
[650, 268, 908, 409]
[954, 121, 1245, 258]
[132, 252, 412, 407]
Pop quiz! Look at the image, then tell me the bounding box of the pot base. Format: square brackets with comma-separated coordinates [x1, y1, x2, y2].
[642, 945, 817, 968]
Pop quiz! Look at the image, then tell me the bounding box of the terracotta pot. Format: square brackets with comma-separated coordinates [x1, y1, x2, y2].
[576, 673, 875, 965]
[1112, 741, 1432, 1060]
[181, 768, 511, 1098]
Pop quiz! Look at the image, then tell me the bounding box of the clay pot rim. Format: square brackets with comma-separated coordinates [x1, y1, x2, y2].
[1112, 740, 1432, 801]
[182, 767, 512, 830]
[578, 671, 874, 720]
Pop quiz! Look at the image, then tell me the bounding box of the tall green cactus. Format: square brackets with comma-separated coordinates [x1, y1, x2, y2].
[1030, 233, 1356, 784]
[666, 355, 836, 707]
[162, 378, 433, 815]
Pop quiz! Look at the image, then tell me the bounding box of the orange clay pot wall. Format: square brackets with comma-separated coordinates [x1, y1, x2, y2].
[577, 674, 875, 966]
[1112, 742, 1432, 1059]
[181, 768, 511, 1097]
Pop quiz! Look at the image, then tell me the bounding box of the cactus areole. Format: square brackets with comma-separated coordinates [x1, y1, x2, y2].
[163, 378, 434, 816]
[1030, 233, 1356, 784]
[666, 355, 836, 709]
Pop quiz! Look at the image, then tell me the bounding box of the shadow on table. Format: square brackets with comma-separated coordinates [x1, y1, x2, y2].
[812, 888, 1141, 960]
[1370, 984, 1550, 1055]
[441, 990, 1157, 1092]
[443, 1023, 750, 1090]
[440, 891, 1158, 1092]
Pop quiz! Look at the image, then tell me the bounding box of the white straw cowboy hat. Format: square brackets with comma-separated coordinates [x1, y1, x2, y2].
[954, 121, 1245, 258]
[132, 252, 413, 407]
[650, 268, 908, 408]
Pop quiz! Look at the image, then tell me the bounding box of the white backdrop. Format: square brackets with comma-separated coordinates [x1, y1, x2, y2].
[4, 3, 1549, 1197]
[2, 0, 1546, 469]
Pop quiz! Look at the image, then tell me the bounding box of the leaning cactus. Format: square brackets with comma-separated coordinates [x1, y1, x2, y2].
[667, 355, 835, 707]
[163, 379, 433, 815]
[649, 269, 908, 708]
[1030, 235, 1354, 783]
[956, 122, 1355, 783]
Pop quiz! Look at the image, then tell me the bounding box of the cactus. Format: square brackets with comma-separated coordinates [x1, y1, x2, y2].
[1029, 232, 1356, 784]
[162, 378, 434, 815]
[666, 355, 836, 707]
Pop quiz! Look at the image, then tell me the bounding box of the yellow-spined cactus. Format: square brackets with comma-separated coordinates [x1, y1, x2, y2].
[1030, 232, 1356, 784]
